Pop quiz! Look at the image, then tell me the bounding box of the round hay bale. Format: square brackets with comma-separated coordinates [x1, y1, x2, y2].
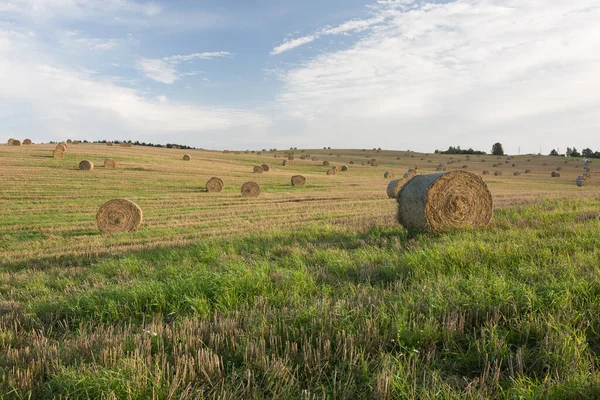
[12, 139, 22, 146]
[462, 165, 468, 169]
[223, 150, 230, 154]
[312, 157, 319, 161]
[341, 165, 349, 171]
[525, 169, 531, 174]
[384, 171, 394, 179]
[56, 144, 67, 152]
[282, 159, 290, 166]
[79, 160, 94, 171]
[53, 149, 64, 158]
[326, 168, 336, 175]
[104, 158, 117, 168]
[492, 163, 498, 168]
[323, 161, 330, 167]
[291, 175, 307, 186]
[67, 139, 73, 144]
[387, 177, 411, 199]
[556, 167, 562, 171]
[23, 139, 32, 145]
[300, 155, 306, 160]
[349, 160, 354, 165]
[396, 171, 493, 232]
[107, 142, 113, 146]
[261, 164, 270, 172]
[288, 155, 295, 160]
[183, 154, 191, 161]
[513, 171, 521, 176]
[274, 154, 280, 158]
[576, 176, 587, 187]
[73, 140, 80, 145]
[253, 165, 264, 173]
[7, 138, 15, 145]
[120, 142, 128, 147]
[96, 199, 143, 234]
[241, 182, 260, 197]
[482, 170, 490, 175]
[494, 171, 502, 176]
[371, 162, 378, 167]
[331, 165, 338, 171]
[543, 162, 547, 166]
[512, 163, 516, 167]
[206, 177, 224, 192]
[551, 172, 560, 177]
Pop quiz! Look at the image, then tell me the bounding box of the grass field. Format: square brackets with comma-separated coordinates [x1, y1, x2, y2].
[1, 143, 600, 398]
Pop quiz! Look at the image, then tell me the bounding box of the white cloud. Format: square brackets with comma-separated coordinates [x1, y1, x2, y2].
[274, 0, 600, 153]
[136, 52, 231, 84]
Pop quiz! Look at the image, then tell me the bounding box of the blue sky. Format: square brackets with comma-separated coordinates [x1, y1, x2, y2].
[1, 0, 600, 153]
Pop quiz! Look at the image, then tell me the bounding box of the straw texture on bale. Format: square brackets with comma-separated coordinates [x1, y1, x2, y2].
[104, 158, 117, 168]
[12, 140, 22, 146]
[183, 154, 191, 161]
[322, 161, 330, 166]
[291, 175, 307, 187]
[53, 150, 64, 159]
[261, 164, 270, 172]
[79, 160, 94, 171]
[387, 177, 411, 199]
[396, 171, 493, 232]
[551, 172, 560, 177]
[96, 199, 143, 234]
[23, 139, 32, 145]
[206, 177, 224, 192]
[576, 176, 587, 187]
[326, 169, 336, 175]
[384, 171, 394, 179]
[341, 165, 348, 171]
[253, 165, 264, 173]
[241, 182, 260, 197]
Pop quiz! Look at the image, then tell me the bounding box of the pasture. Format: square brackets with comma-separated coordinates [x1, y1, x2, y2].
[1, 143, 600, 398]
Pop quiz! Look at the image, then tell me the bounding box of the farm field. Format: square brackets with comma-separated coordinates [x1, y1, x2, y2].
[1, 143, 600, 398]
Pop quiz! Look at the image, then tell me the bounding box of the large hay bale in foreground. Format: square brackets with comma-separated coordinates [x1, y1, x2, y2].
[396, 171, 493, 232]
[241, 182, 260, 197]
[253, 165, 264, 173]
[96, 199, 143, 233]
[551, 172, 560, 177]
[387, 177, 411, 199]
[576, 176, 587, 187]
[79, 160, 94, 170]
[291, 175, 307, 187]
[261, 164, 270, 172]
[53, 150, 64, 158]
[12, 140, 22, 146]
[23, 139, 32, 145]
[104, 158, 117, 168]
[206, 177, 224, 192]
[183, 154, 191, 161]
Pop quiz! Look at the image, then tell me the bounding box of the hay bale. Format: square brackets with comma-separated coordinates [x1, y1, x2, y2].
[312, 157, 319, 161]
[513, 171, 521, 176]
[206, 177, 224, 192]
[96, 199, 143, 233]
[349, 160, 354, 165]
[551, 172, 560, 177]
[56, 144, 67, 152]
[576, 176, 587, 187]
[23, 139, 32, 145]
[104, 158, 117, 168]
[556, 167, 562, 171]
[482, 170, 490, 175]
[512, 163, 516, 167]
[291, 175, 307, 187]
[241, 182, 260, 197]
[183, 154, 191, 161]
[282, 159, 290, 166]
[107, 142, 113, 146]
[371, 162, 378, 167]
[79, 160, 94, 171]
[300, 155, 306, 160]
[322, 161, 330, 167]
[253, 165, 264, 173]
[525, 169, 531, 173]
[7, 138, 15, 145]
[384, 171, 394, 179]
[53, 150, 64, 159]
[331, 165, 338, 172]
[223, 150, 230, 154]
[462, 165, 468, 169]
[494, 171, 502, 176]
[12, 139, 22, 146]
[326, 168, 336, 175]
[396, 171, 493, 232]
[288, 155, 295, 160]
[120, 142, 128, 147]
[387, 177, 411, 199]
[341, 165, 349, 171]
[261, 164, 270, 172]
[67, 139, 73, 144]
[274, 154, 280, 158]
[73, 140, 80, 145]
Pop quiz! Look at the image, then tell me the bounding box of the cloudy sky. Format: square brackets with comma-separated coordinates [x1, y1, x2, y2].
[1, 0, 599, 154]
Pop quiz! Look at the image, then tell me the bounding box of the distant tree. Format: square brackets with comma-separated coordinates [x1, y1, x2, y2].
[491, 142, 504, 156]
[582, 148, 594, 158]
[549, 149, 559, 156]
[566, 147, 581, 158]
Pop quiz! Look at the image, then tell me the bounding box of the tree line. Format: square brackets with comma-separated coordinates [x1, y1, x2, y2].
[551, 148, 600, 158]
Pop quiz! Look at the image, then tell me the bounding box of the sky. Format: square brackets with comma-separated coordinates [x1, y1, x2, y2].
[1, 0, 599, 154]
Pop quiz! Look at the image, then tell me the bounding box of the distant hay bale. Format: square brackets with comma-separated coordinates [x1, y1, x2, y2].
[257, 152, 262, 155]
[462, 165, 468, 169]
[493, 163, 498, 167]
[371, 162, 378, 167]
[120, 142, 127, 147]
[206, 177, 224, 192]
[329, 152, 333, 156]
[384, 171, 394, 179]
[288, 155, 295, 160]
[79, 160, 94, 171]
[241, 182, 260, 197]
[525, 169, 532, 173]
[323, 161, 330, 166]
[543, 162, 547, 166]
[326, 168, 336, 175]
[73, 140, 79, 145]
[223, 150, 230, 154]
[282, 159, 290, 166]
[312, 157, 319, 161]
[104, 158, 117, 168]
[66, 139, 73, 144]
[96, 199, 143, 234]
[183, 154, 191, 161]
[551, 172, 560, 177]
[56, 144, 67, 152]
[23, 139, 32, 145]
[253, 165, 264, 173]
[261, 164, 270, 172]
[300, 155, 306, 160]
[512, 163, 516, 167]
[273, 154, 280, 158]
[341, 165, 348, 171]
[12, 139, 22, 146]
[53, 150, 64, 158]
[349, 160, 354, 164]
[576, 176, 587, 187]
[291, 175, 307, 186]
[7, 138, 15, 145]
[396, 171, 493, 232]
[513, 171, 521, 176]
[107, 142, 113, 146]
[556, 167, 562, 171]
[494, 171, 502, 176]
[482, 170, 490, 175]
[427, 160, 432, 163]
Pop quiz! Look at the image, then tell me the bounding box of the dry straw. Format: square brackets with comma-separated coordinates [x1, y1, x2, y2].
[253, 165, 264, 173]
[104, 158, 117, 168]
[23, 139, 32, 145]
[291, 175, 307, 186]
[396, 171, 493, 232]
[206, 177, 224, 192]
[261, 164, 270, 172]
[96, 199, 143, 233]
[183, 154, 191, 161]
[241, 182, 260, 197]
[67, 139, 73, 144]
[79, 160, 94, 170]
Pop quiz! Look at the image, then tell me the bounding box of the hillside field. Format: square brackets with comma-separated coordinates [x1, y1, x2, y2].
[1, 143, 600, 398]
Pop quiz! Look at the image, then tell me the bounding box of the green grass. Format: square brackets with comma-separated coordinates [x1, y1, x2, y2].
[2, 198, 600, 398]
